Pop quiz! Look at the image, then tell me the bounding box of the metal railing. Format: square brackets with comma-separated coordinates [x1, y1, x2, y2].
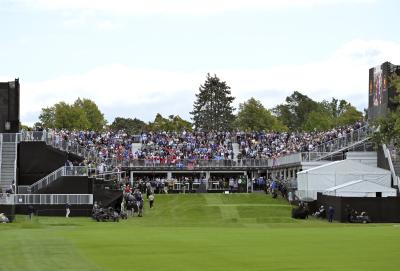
[270, 153, 302, 167]
[21, 130, 101, 163]
[1, 194, 93, 205]
[301, 152, 345, 162]
[109, 158, 270, 169]
[383, 144, 400, 189]
[91, 170, 127, 182]
[309, 125, 372, 155]
[18, 186, 30, 194]
[0, 193, 15, 204]
[29, 166, 88, 193]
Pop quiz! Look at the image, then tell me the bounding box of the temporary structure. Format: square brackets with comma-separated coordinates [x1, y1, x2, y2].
[296, 160, 392, 200]
[323, 179, 397, 197]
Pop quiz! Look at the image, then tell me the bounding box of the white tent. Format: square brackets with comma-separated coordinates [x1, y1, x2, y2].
[296, 160, 392, 200]
[323, 179, 397, 197]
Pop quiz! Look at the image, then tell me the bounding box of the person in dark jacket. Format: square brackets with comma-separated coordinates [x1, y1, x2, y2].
[345, 204, 352, 223]
[328, 206, 335, 223]
[28, 205, 34, 220]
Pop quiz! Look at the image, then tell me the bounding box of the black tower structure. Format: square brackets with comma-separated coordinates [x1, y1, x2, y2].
[0, 79, 20, 133]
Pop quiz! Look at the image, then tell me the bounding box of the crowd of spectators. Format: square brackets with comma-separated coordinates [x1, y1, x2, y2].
[31, 121, 366, 167]
[235, 121, 365, 159]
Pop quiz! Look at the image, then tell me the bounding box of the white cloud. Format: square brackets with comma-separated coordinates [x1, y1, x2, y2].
[16, 39, 400, 126]
[16, 0, 375, 15]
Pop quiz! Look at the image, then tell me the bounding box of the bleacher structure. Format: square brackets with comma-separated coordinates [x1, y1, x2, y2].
[1, 124, 399, 220]
[0, 132, 94, 219]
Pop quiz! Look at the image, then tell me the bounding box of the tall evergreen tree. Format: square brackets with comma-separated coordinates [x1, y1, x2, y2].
[191, 73, 235, 130]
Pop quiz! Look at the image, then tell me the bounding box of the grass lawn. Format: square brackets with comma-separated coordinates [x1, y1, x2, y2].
[1, 193, 399, 271]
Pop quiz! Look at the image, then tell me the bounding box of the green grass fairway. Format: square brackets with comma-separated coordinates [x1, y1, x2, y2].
[1, 194, 400, 271]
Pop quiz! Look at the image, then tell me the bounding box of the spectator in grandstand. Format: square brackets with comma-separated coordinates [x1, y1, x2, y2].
[5, 184, 13, 195]
[44, 121, 366, 170]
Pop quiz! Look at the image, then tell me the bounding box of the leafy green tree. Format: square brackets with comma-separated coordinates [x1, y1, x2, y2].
[38, 98, 106, 130]
[273, 91, 320, 130]
[302, 110, 333, 131]
[336, 104, 363, 126]
[320, 98, 362, 126]
[234, 97, 287, 131]
[148, 114, 192, 132]
[54, 102, 90, 130]
[148, 113, 169, 131]
[74, 98, 106, 130]
[39, 106, 56, 128]
[168, 115, 192, 131]
[191, 73, 235, 130]
[110, 117, 147, 134]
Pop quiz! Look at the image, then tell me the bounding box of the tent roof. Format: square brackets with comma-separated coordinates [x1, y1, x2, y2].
[298, 159, 391, 175]
[325, 179, 397, 193]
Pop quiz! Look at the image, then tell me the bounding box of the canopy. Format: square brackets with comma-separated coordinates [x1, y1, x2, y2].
[296, 160, 392, 200]
[323, 179, 397, 197]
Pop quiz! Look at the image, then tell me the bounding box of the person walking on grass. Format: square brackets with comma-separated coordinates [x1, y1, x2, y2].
[66, 202, 71, 218]
[149, 193, 154, 208]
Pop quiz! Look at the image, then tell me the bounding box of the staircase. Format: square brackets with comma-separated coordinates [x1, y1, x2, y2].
[0, 135, 18, 192]
[28, 166, 88, 194]
[308, 126, 373, 162]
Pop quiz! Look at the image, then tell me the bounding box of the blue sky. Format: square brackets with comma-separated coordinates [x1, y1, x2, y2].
[1, 0, 400, 125]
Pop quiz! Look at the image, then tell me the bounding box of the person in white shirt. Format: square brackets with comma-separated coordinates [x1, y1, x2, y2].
[148, 193, 155, 208]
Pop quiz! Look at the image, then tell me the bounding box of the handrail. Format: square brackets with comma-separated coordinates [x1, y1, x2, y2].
[103, 158, 270, 168]
[383, 144, 400, 190]
[13, 137, 18, 187]
[310, 125, 371, 153]
[21, 130, 101, 164]
[29, 166, 88, 193]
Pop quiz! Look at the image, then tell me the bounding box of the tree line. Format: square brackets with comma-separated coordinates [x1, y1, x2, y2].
[34, 73, 365, 134]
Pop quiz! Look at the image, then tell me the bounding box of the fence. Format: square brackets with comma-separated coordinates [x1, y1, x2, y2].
[1, 194, 93, 205]
[310, 125, 371, 153]
[107, 158, 270, 169]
